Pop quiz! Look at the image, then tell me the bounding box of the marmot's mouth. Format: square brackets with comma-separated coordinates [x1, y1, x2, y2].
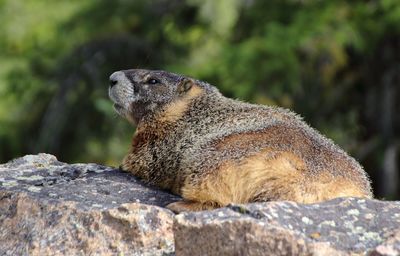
[113, 103, 124, 112]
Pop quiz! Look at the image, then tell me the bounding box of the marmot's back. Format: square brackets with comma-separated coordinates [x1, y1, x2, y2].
[108, 69, 372, 213]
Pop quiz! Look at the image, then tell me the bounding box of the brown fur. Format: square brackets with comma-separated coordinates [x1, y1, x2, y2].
[157, 85, 204, 124]
[175, 149, 366, 211]
[108, 69, 373, 213]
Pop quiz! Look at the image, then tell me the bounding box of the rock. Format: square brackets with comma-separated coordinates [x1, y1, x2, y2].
[174, 199, 400, 256]
[0, 154, 179, 256]
[1, 154, 400, 256]
[370, 230, 400, 256]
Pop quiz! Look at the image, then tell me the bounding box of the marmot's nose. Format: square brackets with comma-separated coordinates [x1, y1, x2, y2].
[109, 71, 124, 88]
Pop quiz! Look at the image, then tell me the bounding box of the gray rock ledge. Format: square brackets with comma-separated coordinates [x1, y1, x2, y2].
[174, 199, 400, 256]
[1, 154, 399, 256]
[0, 153, 179, 255]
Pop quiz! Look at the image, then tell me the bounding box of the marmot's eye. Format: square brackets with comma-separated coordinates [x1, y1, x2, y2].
[147, 78, 159, 85]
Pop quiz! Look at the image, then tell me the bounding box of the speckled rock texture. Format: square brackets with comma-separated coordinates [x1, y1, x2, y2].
[1, 154, 400, 256]
[174, 199, 400, 256]
[0, 154, 179, 256]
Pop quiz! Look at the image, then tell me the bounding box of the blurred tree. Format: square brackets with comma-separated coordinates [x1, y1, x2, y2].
[0, 0, 398, 198]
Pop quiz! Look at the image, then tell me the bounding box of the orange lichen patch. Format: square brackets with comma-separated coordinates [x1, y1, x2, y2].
[181, 150, 306, 208]
[157, 85, 203, 123]
[310, 232, 321, 239]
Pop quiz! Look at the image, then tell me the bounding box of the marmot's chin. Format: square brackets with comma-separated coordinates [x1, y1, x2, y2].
[113, 103, 125, 115]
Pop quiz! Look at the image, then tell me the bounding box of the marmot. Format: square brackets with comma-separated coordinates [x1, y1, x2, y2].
[108, 69, 372, 213]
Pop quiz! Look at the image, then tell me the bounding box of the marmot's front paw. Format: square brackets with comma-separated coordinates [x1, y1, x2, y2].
[166, 200, 219, 213]
[166, 201, 196, 213]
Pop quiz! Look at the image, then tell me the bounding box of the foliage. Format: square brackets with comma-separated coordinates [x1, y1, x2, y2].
[0, 0, 399, 198]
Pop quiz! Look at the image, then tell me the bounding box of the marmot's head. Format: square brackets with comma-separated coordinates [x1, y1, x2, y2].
[108, 69, 210, 124]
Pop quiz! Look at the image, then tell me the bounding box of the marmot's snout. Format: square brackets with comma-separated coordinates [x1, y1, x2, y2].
[108, 70, 138, 123]
[109, 71, 137, 103]
[109, 71, 122, 88]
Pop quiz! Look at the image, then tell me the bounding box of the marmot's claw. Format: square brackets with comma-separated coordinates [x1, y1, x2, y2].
[166, 200, 219, 213]
[166, 201, 194, 213]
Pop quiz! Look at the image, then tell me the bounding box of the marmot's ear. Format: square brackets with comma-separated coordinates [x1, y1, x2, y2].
[177, 78, 194, 94]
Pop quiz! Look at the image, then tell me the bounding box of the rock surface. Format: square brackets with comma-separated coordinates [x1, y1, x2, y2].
[0, 154, 179, 255]
[1, 154, 400, 256]
[174, 199, 400, 256]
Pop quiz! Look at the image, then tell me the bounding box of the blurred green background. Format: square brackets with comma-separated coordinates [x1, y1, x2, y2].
[0, 0, 399, 199]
